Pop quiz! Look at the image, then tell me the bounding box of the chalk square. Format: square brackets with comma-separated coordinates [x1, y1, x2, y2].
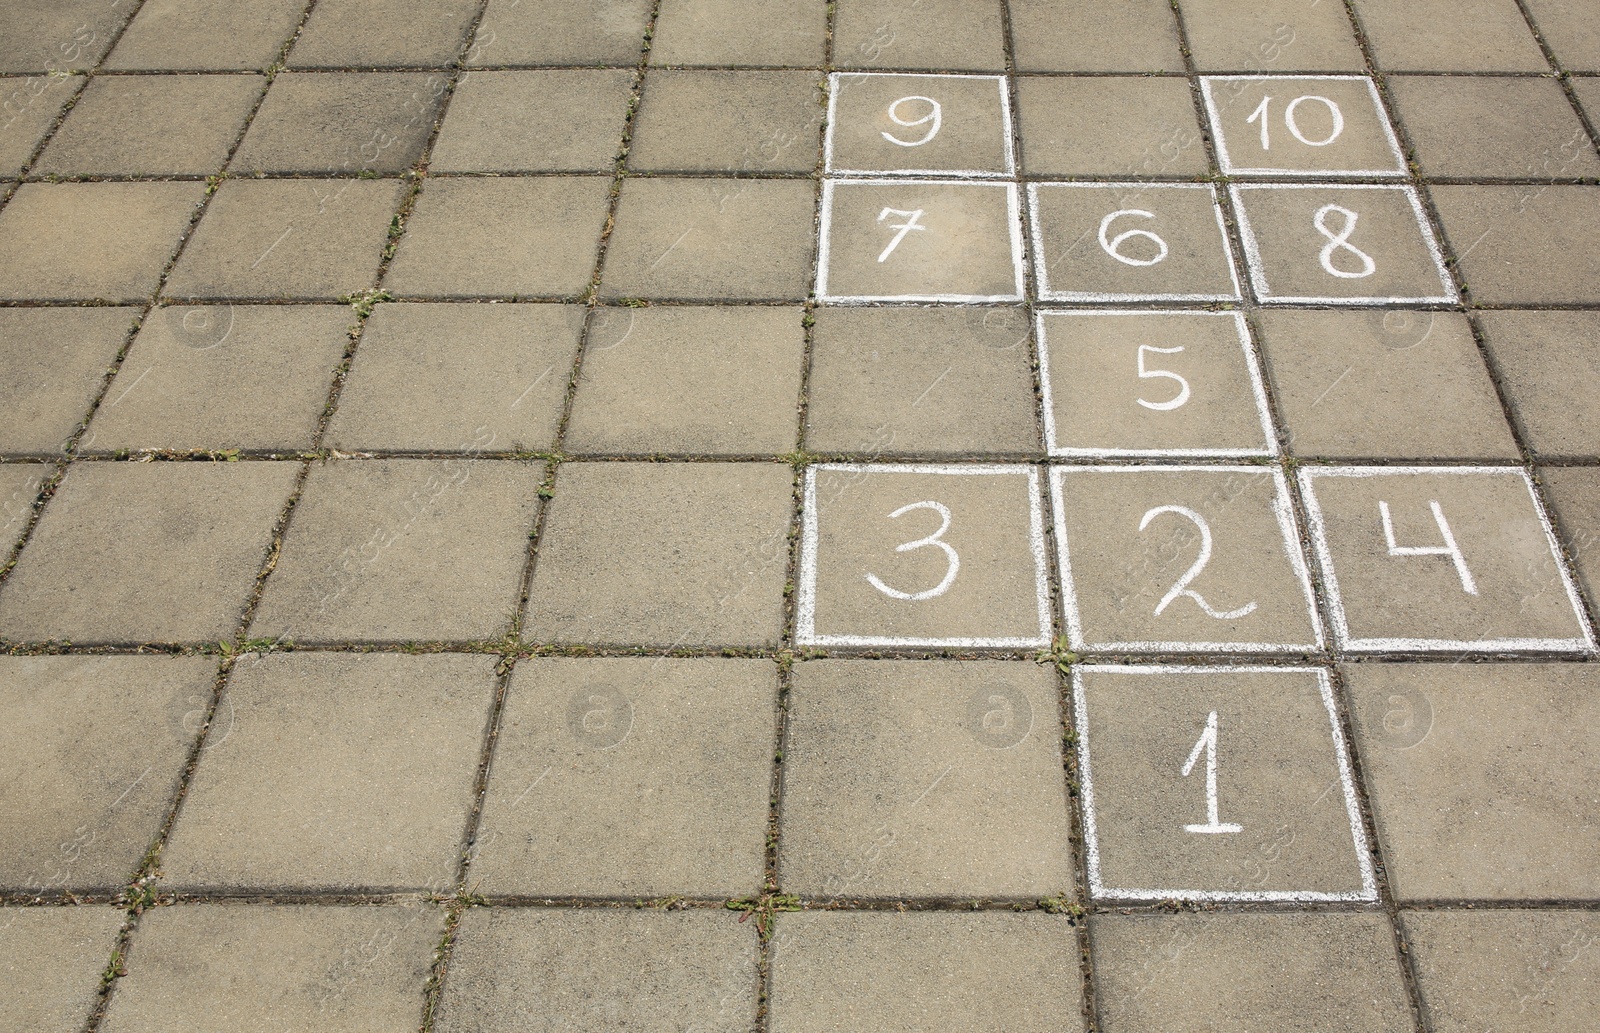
[817, 180, 1024, 303]
[1037, 310, 1276, 459]
[1199, 76, 1405, 178]
[1230, 183, 1457, 305]
[825, 72, 1014, 178]
[1028, 182, 1240, 303]
[1074, 665, 1375, 903]
[797, 465, 1051, 649]
[1051, 466, 1322, 653]
[1299, 467, 1595, 653]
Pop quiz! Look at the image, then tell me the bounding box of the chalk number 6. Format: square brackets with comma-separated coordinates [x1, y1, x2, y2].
[866, 500, 960, 601]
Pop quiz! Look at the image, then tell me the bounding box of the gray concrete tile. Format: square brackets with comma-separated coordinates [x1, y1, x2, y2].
[601, 178, 817, 300]
[34, 73, 260, 176]
[0, 0, 131, 73]
[565, 305, 805, 455]
[430, 69, 634, 173]
[435, 908, 757, 1033]
[1389, 75, 1600, 179]
[1528, 0, 1600, 71]
[1257, 309, 1517, 460]
[1433, 184, 1600, 306]
[834, 0, 1007, 72]
[1200, 75, 1405, 177]
[1540, 466, 1600, 607]
[1347, 662, 1600, 900]
[0, 182, 203, 302]
[105, 0, 305, 71]
[0, 73, 77, 176]
[780, 659, 1073, 899]
[1038, 310, 1273, 458]
[0, 461, 296, 644]
[828, 72, 1012, 177]
[1404, 910, 1600, 1031]
[805, 306, 1037, 456]
[101, 903, 442, 1033]
[326, 302, 583, 453]
[1576, 76, 1600, 126]
[524, 461, 793, 647]
[1053, 467, 1320, 652]
[1300, 467, 1591, 651]
[0, 906, 125, 1031]
[469, 0, 653, 66]
[0, 307, 133, 453]
[166, 179, 404, 301]
[1352, 0, 1549, 72]
[1019, 77, 1207, 177]
[385, 177, 612, 298]
[83, 304, 348, 453]
[799, 465, 1050, 647]
[0, 656, 211, 892]
[162, 653, 495, 892]
[232, 72, 444, 175]
[1179, 0, 1366, 73]
[652, 0, 827, 67]
[768, 912, 1082, 1033]
[251, 459, 542, 643]
[286, 0, 480, 68]
[471, 657, 775, 898]
[1008, 0, 1185, 73]
[0, 465, 47, 549]
[632, 70, 822, 174]
[1480, 311, 1600, 460]
[1090, 912, 1411, 1032]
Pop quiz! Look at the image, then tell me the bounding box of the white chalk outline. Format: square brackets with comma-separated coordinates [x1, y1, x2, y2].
[1035, 309, 1278, 459]
[1028, 182, 1243, 303]
[1051, 464, 1324, 653]
[1229, 183, 1459, 305]
[816, 178, 1026, 303]
[1073, 664, 1378, 903]
[797, 463, 1052, 648]
[1199, 75, 1407, 179]
[1298, 465, 1598, 653]
[824, 72, 1016, 180]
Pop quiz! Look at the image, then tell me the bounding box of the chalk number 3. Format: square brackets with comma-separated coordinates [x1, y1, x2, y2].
[867, 500, 960, 601]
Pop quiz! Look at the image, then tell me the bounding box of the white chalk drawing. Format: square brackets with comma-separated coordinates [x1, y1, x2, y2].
[1379, 499, 1477, 596]
[1313, 203, 1377, 279]
[1135, 345, 1191, 412]
[1246, 94, 1345, 150]
[1098, 209, 1169, 267]
[1141, 505, 1260, 621]
[1182, 711, 1243, 835]
[875, 206, 926, 262]
[864, 500, 960, 601]
[823, 72, 1015, 179]
[1200, 75, 1406, 178]
[881, 95, 942, 148]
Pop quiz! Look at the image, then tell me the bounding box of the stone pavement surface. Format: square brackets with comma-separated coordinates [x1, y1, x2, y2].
[3, 0, 1600, 1030]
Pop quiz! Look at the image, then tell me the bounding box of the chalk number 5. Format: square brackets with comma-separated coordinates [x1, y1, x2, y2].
[1137, 345, 1191, 411]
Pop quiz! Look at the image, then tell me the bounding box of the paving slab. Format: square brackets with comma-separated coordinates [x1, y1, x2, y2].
[1301, 467, 1592, 651]
[286, 0, 480, 68]
[1389, 75, 1599, 179]
[1008, 0, 1185, 73]
[102, 903, 442, 1033]
[1576, 76, 1600, 125]
[0, 72, 77, 176]
[1480, 310, 1600, 459]
[0, 182, 203, 302]
[1038, 310, 1274, 458]
[1018, 77, 1206, 177]
[1403, 909, 1600, 1031]
[0, 906, 125, 1032]
[601, 177, 817, 301]
[1352, 0, 1550, 72]
[161, 653, 494, 892]
[767, 911, 1083, 1033]
[1089, 912, 1411, 1033]
[798, 464, 1050, 647]
[780, 659, 1073, 899]
[1527, 0, 1600, 70]
[0, 464, 47, 550]
[1539, 466, 1600, 605]
[470, 657, 774, 898]
[435, 908, 758, 1033]
[827, 72, 1012, 177]
[0, 461, 297, 644]
[83, 304, 348, 453]
[165, 179, 404, 301]
[524, 461, 793, 647]
[632, 70, 822, 174]
[1200, 75, 1405, 178]
[251, 459, 542, 643]
[35, 73, 260, 176]
[326, 302, 583, 453]
[104, 0, 305, 71]
[232, 71, 444, 175]
[565, 305, 805, 455]
[469, 0, 653, 67]
[1053, 466, 1320, 652]
[1030, 183, 1239, 302]
[805, 305, 1037, 456]
[1346, 661, 1600, 900]
[832, 0, 1007, 73]
[0, 655, 212, 893]
[385, 176, 612, 298]
[429, 69, 634, 173]
[1256, 308, 1517, 460]
[0, 306, 133, 453]
[1432, 184, 1600, 306]
[0, 0, 132, 73]
[651, 0, 827, 67]
[1178, 0, 1367, 73]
